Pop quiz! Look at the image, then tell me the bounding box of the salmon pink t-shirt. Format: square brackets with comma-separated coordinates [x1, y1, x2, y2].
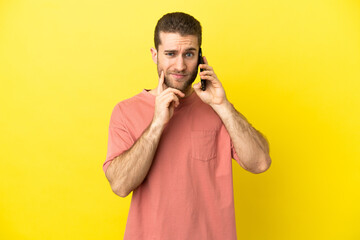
[103, 89, 241, 240]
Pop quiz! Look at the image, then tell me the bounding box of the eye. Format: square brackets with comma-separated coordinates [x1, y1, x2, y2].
[165, 52, 175, 56]
[185, 52, 194, 57]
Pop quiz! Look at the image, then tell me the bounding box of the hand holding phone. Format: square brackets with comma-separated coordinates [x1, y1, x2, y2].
[198, 48, 206, 91]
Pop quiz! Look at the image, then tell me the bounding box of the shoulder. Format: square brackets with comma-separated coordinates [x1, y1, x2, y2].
[109, 91, 146, 122]
[114, 90, 154, 112]
[109, 90, 155, 127]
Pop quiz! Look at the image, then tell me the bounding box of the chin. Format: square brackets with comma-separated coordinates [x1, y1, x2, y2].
[167, 80, 193, 92]
[163, 71, 197, 92]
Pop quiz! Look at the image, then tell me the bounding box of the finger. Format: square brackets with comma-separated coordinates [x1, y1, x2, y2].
[169, 101, 176, 110]
[193, 82, 201, 89]
[193, 82, 204, 96]
[158, 90, 181, 104]
[199, 71, 218, 83]
[157, 71, 165, 95]
[161, 87, 185, 98]
[199, 70, 216, 77]
[163, 93, 180, 107]
[199, 64, 213, 71]
[198, 75, 222, 86]
[203, 56, 209, 65]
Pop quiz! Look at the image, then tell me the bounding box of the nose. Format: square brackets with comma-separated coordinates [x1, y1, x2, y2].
[174, 55, 186, 72]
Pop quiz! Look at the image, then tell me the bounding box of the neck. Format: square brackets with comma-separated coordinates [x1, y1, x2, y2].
[183, 87, 194, 97]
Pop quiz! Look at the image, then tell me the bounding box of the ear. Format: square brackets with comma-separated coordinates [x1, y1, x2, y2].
[150, 47, 157, 64]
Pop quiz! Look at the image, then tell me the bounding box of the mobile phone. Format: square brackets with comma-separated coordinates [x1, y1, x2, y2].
[198, 48, 206, 91]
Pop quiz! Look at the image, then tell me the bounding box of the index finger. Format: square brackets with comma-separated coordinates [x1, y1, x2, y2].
[199, 56, 212, 71]
[157, 71, 165, 95]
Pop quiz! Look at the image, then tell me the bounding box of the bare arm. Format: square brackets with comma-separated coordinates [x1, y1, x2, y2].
[105, 71, 184, 197]
[194, 56, 271, 174]
[211, 101, 271, 173]
[105, 120, 163, 197]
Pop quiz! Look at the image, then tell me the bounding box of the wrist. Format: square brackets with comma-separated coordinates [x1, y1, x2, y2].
[210, 99, 232, 116]
[150, 118, 165, 134]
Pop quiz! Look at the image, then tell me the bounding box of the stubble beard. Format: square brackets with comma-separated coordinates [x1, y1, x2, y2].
[157, 64, 198, 93]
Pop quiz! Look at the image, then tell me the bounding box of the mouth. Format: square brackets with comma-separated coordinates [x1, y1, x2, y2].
[171, 73, 187, 80]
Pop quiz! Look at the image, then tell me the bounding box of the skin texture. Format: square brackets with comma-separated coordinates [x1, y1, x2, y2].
[105, 70, 184, 197]
[149, 32, 199, 97]
[193, 55, 271, 174]
[105, 32, 271, 197]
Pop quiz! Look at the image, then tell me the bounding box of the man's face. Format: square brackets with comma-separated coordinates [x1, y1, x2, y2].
[152, 32, 199, 93]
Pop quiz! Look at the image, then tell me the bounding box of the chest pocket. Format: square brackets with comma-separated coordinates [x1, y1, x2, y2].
[191, 130, 217, 162]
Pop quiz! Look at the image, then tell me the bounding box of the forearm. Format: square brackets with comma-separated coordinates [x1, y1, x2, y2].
[211, 101, 271, 174]
[105, 120, 164, 197]
[105, 76, 184, 197]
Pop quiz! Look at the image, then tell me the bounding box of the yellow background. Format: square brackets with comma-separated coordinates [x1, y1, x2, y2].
[1, 0, 359, 239]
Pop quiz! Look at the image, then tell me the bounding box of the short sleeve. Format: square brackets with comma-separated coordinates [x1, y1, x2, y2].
[103, 104, 135, 173]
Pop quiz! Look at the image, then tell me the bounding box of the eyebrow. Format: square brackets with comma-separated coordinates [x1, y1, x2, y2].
[164, 47, 197, 52]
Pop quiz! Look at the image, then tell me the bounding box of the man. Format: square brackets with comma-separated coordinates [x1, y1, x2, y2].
[103, 12, 271, 240]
